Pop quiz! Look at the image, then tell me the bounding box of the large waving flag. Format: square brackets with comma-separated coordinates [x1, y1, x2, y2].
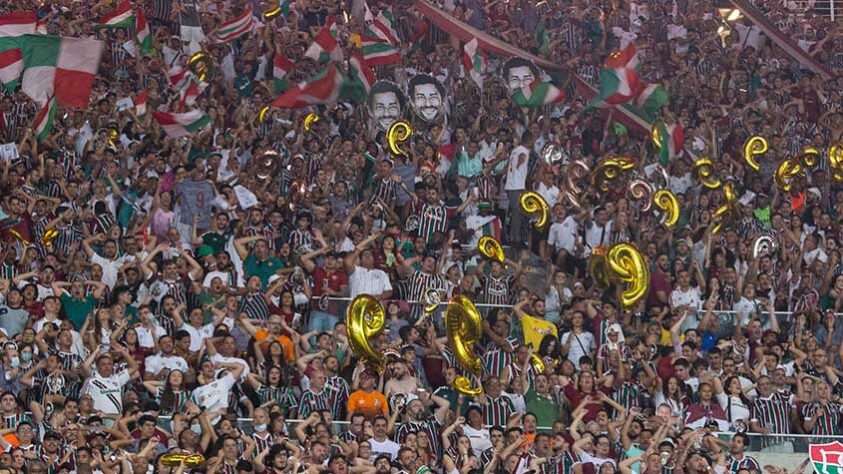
[348, 54, 374, 94]
[635, 83, 669, 122]
[462, 37, 486, 89]
[304, 16, 343, 63]
[273, 53, 293, 93]
[605, 42, 638, 69]
[360, 34, 399, 65]
[0, 12, 36, 92]
[134, 90, 147, 117]
[135, 8, 151, 54]
[588, 67, 642, 109]
[511, 80, 564, 108]
[20, 34, 105, 108]
[95, 0, 134, 29]
[271, 66, 344, 109]
[654, 121, 684, 165]
[33, 95, 56, 141]
[212, 4, 254, 43]
[365, 4, 399, 45]
[153, 109, 210, 138]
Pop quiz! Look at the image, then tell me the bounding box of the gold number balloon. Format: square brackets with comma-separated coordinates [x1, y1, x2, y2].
[693, 158, 722, 189]
[800, 147, 820, 168]
[591, 156, 636, 192]
[519, 191, 549, 231]
[774, 158, 802, 192]
[386, 120, 413, 157]
[566, 160, 591, 195]
[606, 243, 650, 310]
[530, 354, 547, 374]
[477, 236, 505, 264]
[743, 136, 768, 171]
[161, 454, 205, 467]
[188, 51, 213, 82]
[712, 183, 740, 234]
[445, 295, 483, 395]
[652, 190, 679, 228]
[651, 121, 664, 150]
[346, 295, 387, 369]
[303, 113, 320, 132]
[263, 0, 282, 19]
[831, 144, 843, 182]
[588, 246, 612, 288]
[41, 228, 59, 248]
[627, 180, 653, 212]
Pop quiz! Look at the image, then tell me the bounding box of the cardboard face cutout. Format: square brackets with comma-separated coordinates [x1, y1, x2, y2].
[368, 80, 405, 131]
[408, 74, 446, 123]
[502, 57, 540, 94]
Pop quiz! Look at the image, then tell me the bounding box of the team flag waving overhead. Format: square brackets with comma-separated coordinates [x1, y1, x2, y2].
[304, 16, 343, 63]
[135, 8, 151, 54]
[511, 80, 564, 108]
[95, 0, 134, 28]
[360, 34, 400, 66]
[635, 83, 669, 121]
[462, 38, 486, 89]
[34, 95, 56, 141]
[348, 54, 374, 94]
[364, 4, 399, 45]
[212, 4, 254, 43]
[20, 34, 105, 108]
[134, 90, 147, 116]
[0, 11, 37, 92]
[273, 53, 293, 93]
[271, 66, 344, 109]
[654, 121, 684, 165]
[588, 67, 642, 108]
[153, 109, 210, 138]
[605, 42, 639, 69]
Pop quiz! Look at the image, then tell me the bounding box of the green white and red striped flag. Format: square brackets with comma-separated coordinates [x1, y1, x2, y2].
[0, 12, 37, 92]
[365, 4, 399, 45]
[134, 90, 147, 116]
[212, 4, 254, 43]
[349, 53, 374, 94]
[360, 33, 399, 65]
[153, 109, 210, 138]
[654, 121, 684, 165]
[20, 34, 105, 108]
[167, 64, 189, 90]
[588, 67, 641, 108]
[177, 76, 206, 110]
[33, 95, 56, 141]
[605, 42, 638, 69]
[271, 66, 344, 109]
[304, 16, 343, 63]
[273, 53, 293, 93]
[462, 37, 486, 89]
[511, 80, 564, 108]
[95, 0, 135, 29]
[635, 83, 669, 121]
[135, 8, 151, 54]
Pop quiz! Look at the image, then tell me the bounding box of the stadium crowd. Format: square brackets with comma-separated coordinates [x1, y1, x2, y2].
[0, 0, 842, 474]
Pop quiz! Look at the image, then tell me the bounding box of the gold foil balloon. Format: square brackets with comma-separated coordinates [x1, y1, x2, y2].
[454, 376, 482, 396]
[303, 113, 320, 132]
[591, 156, 635, 192]
[606, 243, 649, 310]
[712, 183, 740, 234]
[258, 106, 271, 123]
[263, 0, 282, 19]
[477, 236, 505, 263]
[188, 51, 212, 82]
[161, 454, 205, 467]
[588, 245, 613, 288]
[693, 158, 721, 189]
[41, 228, 59, 247]
[831, 144, 843, 182]
[800, 147, 820, 168]
[519, 191, 549, 231]
[9, 229, 29, 246]
[386, 120, 412, 157]
[652, 190, 679, 228]
[445, 295, 483, 395]
[346, 295, 387, 369]
[774, 158, 802, 192]
[541, 143, 563, 166]
[651, 121, 664, 149]
[627, 180, 653, 212]
[566, 160, 591, 195]
[255, 150, 280, 182]
[743, 136, 768, 171]
[530, 354, 547, 374]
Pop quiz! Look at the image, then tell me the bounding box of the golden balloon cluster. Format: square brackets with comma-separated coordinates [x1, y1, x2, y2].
[588, 243, 649, 310]
[445, 295, 483, 395]
[591, 156, 635, 192]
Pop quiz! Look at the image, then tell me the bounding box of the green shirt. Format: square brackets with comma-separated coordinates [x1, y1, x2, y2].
[59, 294, 97, 330]
[202, 232, 229, 254]
[524, 388, 559, 428]
[244, 253, 284, 289]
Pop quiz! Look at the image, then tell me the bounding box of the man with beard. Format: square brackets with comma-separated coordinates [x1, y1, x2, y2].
[143, 335, 188, 381]
[368, 80, 405, 131]
[648, 253, 672, 309]
[0, 287, 29, 339]
[383, 359, 418, 400]
[393, 391, 450, 458]
[81, 234, 123, 289]
[80, 345, 139, 417]
[408, 74, 446, 124]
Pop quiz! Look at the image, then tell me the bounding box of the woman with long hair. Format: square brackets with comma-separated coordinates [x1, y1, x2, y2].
[651, 375, 689, 418]
[143, 369, 193, 416]
[246, 366, 299, 417]
[713, 375, 752, 430]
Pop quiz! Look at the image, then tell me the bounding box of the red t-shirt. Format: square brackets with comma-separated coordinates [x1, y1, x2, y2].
[562, 383, 612, 423]
[308, 267, 349, 314]
[647, 270, 672, 308]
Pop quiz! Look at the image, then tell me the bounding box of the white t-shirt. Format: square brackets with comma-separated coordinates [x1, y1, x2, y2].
[209, 353, 251, 380]
[349, 265, 392, 298]
[560, 331, 595, 368]
[192, 374, 236, 420]
[144, 354, 189, 374]
[368, 437, 400, 461]
[462, 424, 492, 459]
[548, 216, 579, 254]
[504, 145, 530, 191]
[90, 253, 121, 289]
[82, 370, 130, 415]
[536, 182, 560, 208]
[670, 287, 702, 312]
[178, 322, 215, 351]
[136, 325, 167, 349]
[585, 220, 614, 252]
